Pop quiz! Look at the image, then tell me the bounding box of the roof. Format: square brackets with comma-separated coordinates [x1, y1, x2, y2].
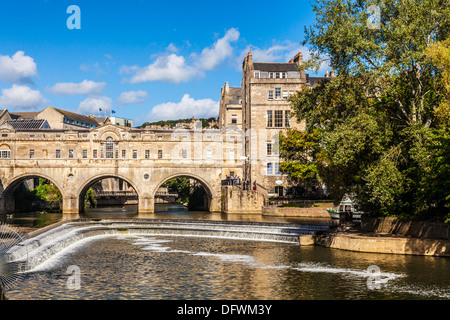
[53, 108, 101, 125]
[253, 62, 299, 72]
[4, 119, 50, 130]
[228, 87, 242, 98]
[9, 112, 40, 120]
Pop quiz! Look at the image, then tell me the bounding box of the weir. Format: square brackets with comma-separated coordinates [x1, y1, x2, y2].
[4, 219, 329, 272]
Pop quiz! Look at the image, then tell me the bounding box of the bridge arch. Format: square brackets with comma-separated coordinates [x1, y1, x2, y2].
[153, 173, 216, 212]
[77, 174, 142, 213]
[0, 172, 65, 214]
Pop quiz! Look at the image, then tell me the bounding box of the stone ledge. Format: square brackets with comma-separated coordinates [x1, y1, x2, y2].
[262, 206, 331, 218]
[316, 232, 450, 257]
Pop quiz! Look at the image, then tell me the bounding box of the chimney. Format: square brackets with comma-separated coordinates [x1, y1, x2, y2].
[330, 67, 335, 78]
[293, 52, 303, 67]
[293, 52, 305, 79]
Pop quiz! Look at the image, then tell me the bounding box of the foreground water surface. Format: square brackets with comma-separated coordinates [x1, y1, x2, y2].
[3, 205, 450, 300]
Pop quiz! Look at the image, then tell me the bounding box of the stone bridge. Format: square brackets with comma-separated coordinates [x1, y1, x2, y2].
[0, 124, 252, 218]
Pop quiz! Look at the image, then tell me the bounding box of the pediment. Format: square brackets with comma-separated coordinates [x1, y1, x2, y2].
[91, 123, 132, 140]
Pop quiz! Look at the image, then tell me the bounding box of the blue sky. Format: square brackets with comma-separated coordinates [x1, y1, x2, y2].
[0, 0, 326, 126]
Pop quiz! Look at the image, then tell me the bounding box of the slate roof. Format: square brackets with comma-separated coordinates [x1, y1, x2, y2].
[53, 108, 101, 125]
[253, 62, 299, 72]
[9, 112, 40, 120]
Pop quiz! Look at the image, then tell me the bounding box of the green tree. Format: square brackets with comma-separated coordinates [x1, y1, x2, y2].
[291, 0, 450, 218]
[162, 177, 191, 204]
[34, 178, 63, 212]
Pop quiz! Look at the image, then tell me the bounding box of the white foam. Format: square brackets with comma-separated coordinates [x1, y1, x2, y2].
[27, 234, 118, 272]
[292, 262, 404, 283]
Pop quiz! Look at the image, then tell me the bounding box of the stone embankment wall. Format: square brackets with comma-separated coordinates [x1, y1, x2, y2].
[316, 217, 450, 257]
[221, 186, 264, 214]
[262, 206, 330, 218]
[361, 217, 450, 240]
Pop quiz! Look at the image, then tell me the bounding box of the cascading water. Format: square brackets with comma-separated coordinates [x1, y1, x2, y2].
[5, 219, 329, 273]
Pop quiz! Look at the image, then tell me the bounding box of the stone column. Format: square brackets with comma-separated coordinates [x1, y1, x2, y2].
[138, 196, 154, 215]
[62, 196, 80, 219]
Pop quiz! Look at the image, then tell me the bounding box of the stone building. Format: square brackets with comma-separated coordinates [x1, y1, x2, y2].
[0, 107, 106, 130]
[219, 51, 330, 197]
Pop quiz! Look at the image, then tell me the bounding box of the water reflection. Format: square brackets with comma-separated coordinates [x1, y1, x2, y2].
[5, 234, 450, 300]
[84, 204, 337, 226]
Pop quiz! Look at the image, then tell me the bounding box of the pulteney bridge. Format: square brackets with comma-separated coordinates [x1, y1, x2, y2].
[0, 124, 252, 218]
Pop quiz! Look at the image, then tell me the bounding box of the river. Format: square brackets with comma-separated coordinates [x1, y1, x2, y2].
[3, 204, 450, 300]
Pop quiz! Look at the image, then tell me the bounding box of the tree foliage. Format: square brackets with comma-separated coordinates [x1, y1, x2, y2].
[288, 0, 450, 219]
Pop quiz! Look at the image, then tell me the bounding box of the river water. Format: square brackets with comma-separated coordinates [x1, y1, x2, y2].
[3, 205, 450, 300]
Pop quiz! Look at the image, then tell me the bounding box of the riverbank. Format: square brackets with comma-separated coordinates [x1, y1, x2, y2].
[316, 218, 450, 257]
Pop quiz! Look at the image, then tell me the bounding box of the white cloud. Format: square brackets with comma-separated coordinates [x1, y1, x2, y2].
[123, 28, 240, 84]
[117, 90, 148, 105]
[78, 96, 113, 114]
[194, 28, 240, 71]
[127, 54, 200, 84]
[0, 84, 47, 109]
[145, 94, 219, 122]
[50, 80, 106, 95]
[166, 43, 178, 53]
[0, 51, 38, 83]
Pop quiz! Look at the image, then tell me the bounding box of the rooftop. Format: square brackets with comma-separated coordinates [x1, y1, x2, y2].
[253, 62, 299, 72]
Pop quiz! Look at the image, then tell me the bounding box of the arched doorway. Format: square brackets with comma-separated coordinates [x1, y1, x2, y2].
[154, 174, 214, 212]
[78, 175, 140, 215]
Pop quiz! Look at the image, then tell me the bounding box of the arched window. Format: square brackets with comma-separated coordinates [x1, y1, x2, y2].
[0, 144, 11, 159]
[105, 137, 114, 159]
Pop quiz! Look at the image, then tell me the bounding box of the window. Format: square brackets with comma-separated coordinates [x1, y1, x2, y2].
[0, 148, 10, 159]
[267, 143, 272, 156]
[29, 149, 34, 159]
[133, 150, 138, 159]
[105, 137, 114, 159]
[100, 143, 104, 158]
[82, 150, 87, 159]
[275, 72, 280, 78]
[268, 90, 274, 100]
[56, 149, 61, 159]
[269, 72, 274, 79]
[206, 150, 212, 160]
[122, 150, 126, 159]
[93, 150, 98, 158]
[274, 110, 283, 127]
[69, 150, 74, 159]
[281, 72, 287, 78]
[275, 163, 281, 175]
[267, 110, 273, 127]
[145, 150, 150, 159]
[231, 114, 237, 124]
[254, 71, 260, 78]
[182, 149, 187, 159]
[285, 110, 290, 128]
[229, 150, 235, 161]
[158, 150, 163, 159]
[275, 88, 281, 100]
[283, 91, 288, 100]
[267, 163, 273, 175]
